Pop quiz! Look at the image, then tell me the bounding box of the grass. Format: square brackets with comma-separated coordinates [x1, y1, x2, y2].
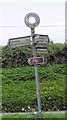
[2, 64, 66, 112]
[1, 112, 65, 119]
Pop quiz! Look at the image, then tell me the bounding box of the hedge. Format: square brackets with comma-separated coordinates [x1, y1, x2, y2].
[1, 43, 67, 68]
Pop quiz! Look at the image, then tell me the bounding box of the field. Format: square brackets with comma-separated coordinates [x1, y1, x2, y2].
[2, 64, 66, 113]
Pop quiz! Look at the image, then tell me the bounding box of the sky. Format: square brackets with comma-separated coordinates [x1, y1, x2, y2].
[0, 0, 66, 45]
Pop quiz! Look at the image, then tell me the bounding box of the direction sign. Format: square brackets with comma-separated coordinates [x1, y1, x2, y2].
[36, 49, 48, 57]
[36, 48, 48, 53]
[27, 57, 44, 65]
[35, 35, 49, 45]
[8, 34, 49, 49]
[8, 36, 31, 48]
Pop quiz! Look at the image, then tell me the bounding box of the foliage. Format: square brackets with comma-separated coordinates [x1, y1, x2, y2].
[2, 46, 32, 67]
[2, 64, 66, 112]
[48, 44, 67, 64]
[48, 43, 65, 55]
[0, 46, 2, 67]
[1, 43, 67, 67]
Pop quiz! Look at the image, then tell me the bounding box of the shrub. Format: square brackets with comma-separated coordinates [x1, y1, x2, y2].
[1, 43, 67, 67]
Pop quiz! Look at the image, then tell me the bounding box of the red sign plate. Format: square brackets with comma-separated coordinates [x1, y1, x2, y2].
[28, 57, 44, 65]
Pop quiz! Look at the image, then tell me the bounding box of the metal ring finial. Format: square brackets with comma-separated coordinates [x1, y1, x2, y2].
[24, 12, 40, 28]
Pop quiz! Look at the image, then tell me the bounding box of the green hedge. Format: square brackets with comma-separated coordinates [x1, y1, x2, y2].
[1, 43, 67, 67]
[2, 64, 66, 112]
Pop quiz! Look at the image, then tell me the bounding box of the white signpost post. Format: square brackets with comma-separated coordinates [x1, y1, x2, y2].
[8, 12, 49, 119]
[24, 12, 42, 119]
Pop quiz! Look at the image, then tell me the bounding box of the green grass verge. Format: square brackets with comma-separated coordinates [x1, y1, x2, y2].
[1, 112, 65, 119]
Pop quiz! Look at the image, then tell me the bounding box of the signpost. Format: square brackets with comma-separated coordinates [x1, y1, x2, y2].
[8, 12, 49, 119]
[24, 12, 42, 119]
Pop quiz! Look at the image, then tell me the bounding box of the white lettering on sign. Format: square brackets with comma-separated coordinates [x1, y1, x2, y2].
[27, 57, 44, 65]
[35, 35, 49, 45]
[8, 37, 31, 48]
[36, 49, 48, 55]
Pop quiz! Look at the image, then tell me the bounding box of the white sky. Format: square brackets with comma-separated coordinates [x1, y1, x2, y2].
[0, 0, 66, 45]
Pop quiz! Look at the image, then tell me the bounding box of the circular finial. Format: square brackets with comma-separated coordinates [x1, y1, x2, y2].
[24, 12, 40, 28]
